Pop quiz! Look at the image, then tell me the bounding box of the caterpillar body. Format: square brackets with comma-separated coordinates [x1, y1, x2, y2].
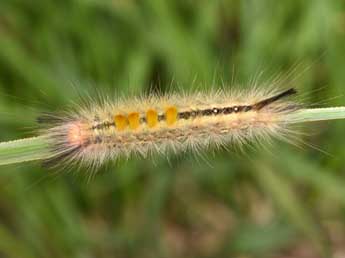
[39, 87, 299, 168]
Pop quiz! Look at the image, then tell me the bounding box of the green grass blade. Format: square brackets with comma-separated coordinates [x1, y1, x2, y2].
[0, 136, 51, 166]
[0, 107, 345, 166]
[286, 107, 345, 123]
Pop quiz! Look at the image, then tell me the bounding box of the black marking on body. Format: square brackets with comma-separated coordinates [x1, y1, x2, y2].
[191, 111, 198, 117]
[252, 88, 297, 110]
[201, 109, 213, 116]
[179, 111, 191, 119]
[223, 107, 234, 114]
[91, 121, 115, 130]
[158, 114, 165, 121]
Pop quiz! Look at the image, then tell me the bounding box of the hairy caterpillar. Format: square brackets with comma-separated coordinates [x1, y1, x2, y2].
[37, 87, 300, 169]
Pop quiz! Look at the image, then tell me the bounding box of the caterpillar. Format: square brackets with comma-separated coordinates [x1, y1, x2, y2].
[37, 87, 300, 169]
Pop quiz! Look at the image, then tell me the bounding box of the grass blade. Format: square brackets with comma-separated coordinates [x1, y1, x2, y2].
[287, 107, 345, 123]
[0, 136, 51, 166]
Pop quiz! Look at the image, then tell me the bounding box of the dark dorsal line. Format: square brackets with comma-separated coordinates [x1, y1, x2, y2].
[178, 105, 252, 120]
[178, 88, 297, 120]
[252, 88, 297, 110]
[92, 121, 115, 130]
[89, 88, 297, 130]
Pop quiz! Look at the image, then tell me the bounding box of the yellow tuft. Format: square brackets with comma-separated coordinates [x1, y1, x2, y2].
[165, 106, 178, 126]
[128, 112, 140, 130]
[146, 109, 158, 128]
[114, 114, 128, 131]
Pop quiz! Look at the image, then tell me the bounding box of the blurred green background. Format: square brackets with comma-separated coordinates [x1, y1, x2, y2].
[1, 0, 345, 257]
